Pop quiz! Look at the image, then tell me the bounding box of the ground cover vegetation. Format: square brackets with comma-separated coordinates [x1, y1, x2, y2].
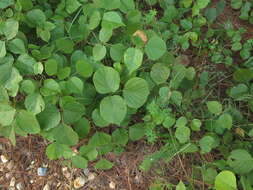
[0, 0, 253, 189]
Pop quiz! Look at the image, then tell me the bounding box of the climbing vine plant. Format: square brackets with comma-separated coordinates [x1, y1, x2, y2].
[1, 0, 253, 189]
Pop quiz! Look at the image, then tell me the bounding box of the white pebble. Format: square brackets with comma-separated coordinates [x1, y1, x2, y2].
[83, 168, 89, 176]
[6, 161, 14, 170]
[16, 182, 23, 190]
[88, 173, 96, 181]
[5, 172, 11, 179]
[37, 167, 47, 176]
[43, 184, 50, 190]
[1, 155, 8, 163]
[109, 181, 116, 189]
[9, 177, 15, 187]
[73, 177, 87, 189]
[62, 167, 71, 179]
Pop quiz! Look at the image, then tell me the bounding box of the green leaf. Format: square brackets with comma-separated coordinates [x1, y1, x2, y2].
[3, 19, 19, 40]
[24, 93, 45, 115]
[0, 41, 6, 58]
[162, 114, 176, 129]
[94, 0, 121, 10]
[112, 128, 128, 146]
[190, 119, 201, 131]
[233, 69, 253, 83]
[171, 90, 182, 106]
[175, 126, 190, 144]
[231, 0, 242, 9]
[217, 113, 233, 130]
[95, 159, 114, 170]
[202, 167, 217, 185]
[124, 48, 143, 74]
[176, 181, 186, 190]
[119, 0, 135, 12]
[33, 62, 43, 75]
[102, 11, 125, 29]
[88, 10, 101, 30]
[57, 67, 71, 80]
[46, 143, 73, 160]
[71, 155, 88, 169]
[228, 149, 253, 174]
[0, 59, 12, 85]
[229, 84, 248, 99]
[1, 124, 16, 145]
[206, 101, 222, 115]
[92, 109, 110, 127]
[215, 171, 237, 190]
[185, 67, 196, 80]
[93, 44, 106, 61]
[0, 0, 14, 9]
[40, 79, 61, 96]
[100, 95, 127, 125]
[62, 101, 85, 124]
[19, 0, 33, 11]
[45, 59, 58, 76]
[7, 38, 26, 54]
[169, 64, 186, 89]
[4, 68, 23, 97]
[76, 60, 93, 78]
[150, 63, 170, 84]
[66, 77, 83, 95]
[89, 132, 111, 147]
[176, 117, 187, 128]
[37, 104, 61, 130]
[129, 123, 146, 141]
[0, 85, 9, 103]
[110, 43, 125, 62]
[66, 0, 81, 14]
[52, 123, 79, 146]
[199, 136, 215, 154]
[20, 80, 35, 95]
[26, 9, 46, 26]
[0, 103, 15, 126]
[79, 145, 98, 161]
[93, 66, 120, 94]
[145, 36, 166, 60]
[123, 77, 149, 108]
[16, 110, 40, 134]
[73, 118, 90, 139]
[99, 28, 113, 43]
[55, 38, 74, 54]
[205, 8, 217, 22]
[16, 54, 37, 75]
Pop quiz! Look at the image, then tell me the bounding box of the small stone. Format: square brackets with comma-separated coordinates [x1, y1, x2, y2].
[1, 155, 8, 163]
[83, 168, 89, 176]
[6, 161, 14, 170]
[9, 177, 15, 187]
[5, 172, 11, 179]
[43, 184, 50, 190]
[62, 167, 71, 179]
[37, 167, 47, 176]
[73, 177, 87, 189]
[30, 179, 34, 184]
[109, 181, 116, 189]
[16, 182, 24, 190]
[87, 173, 96, 181]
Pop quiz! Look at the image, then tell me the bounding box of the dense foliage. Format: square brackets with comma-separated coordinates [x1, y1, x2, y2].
[0, 0, 253, 189]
